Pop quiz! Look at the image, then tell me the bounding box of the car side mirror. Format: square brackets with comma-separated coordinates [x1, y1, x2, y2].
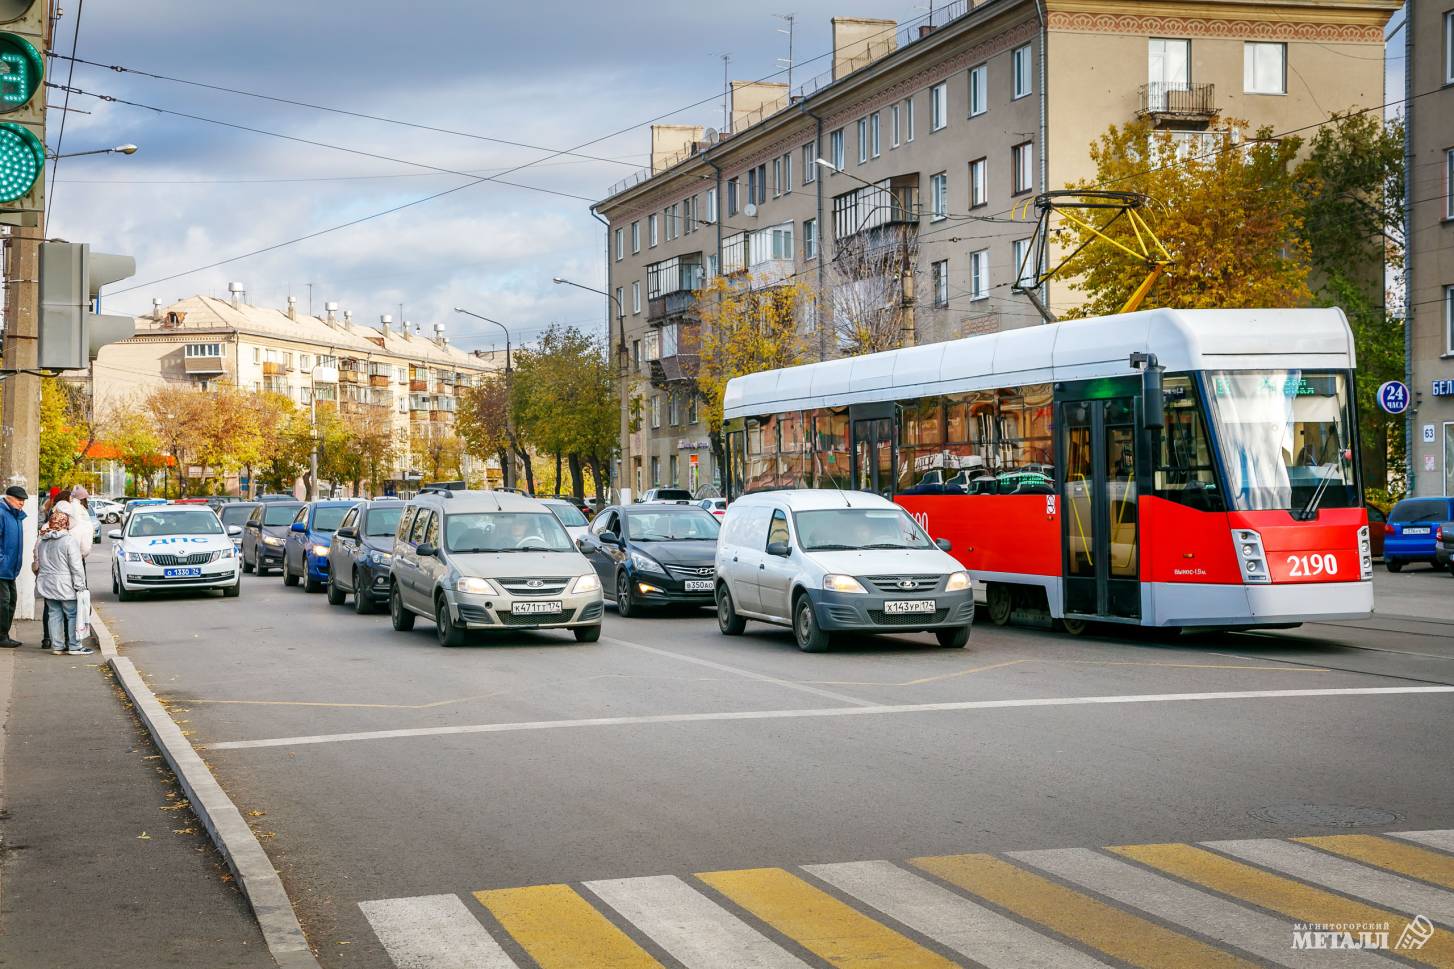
[227, 525, 242, 537]
[416, 542, 437, 557]
[766, 541, 791, 558]
[336, 527, 358, 540]
[598, 532, 622, 546]
[107, 529, 121, 540]
[290, 521, 307, 533]
[935, 537, 952, 552]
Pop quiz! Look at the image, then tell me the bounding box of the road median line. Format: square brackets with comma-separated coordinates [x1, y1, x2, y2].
[94, 606, 322, 969]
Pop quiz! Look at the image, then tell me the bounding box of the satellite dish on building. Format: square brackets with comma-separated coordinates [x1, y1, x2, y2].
[703, 128, 720, 145]
[744, 202, 758, 218]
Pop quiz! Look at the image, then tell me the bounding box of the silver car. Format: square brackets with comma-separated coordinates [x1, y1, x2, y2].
[388, 490, 604, 646]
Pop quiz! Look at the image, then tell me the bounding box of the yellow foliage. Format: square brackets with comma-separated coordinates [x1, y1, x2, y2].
[695, 273, 812, 434]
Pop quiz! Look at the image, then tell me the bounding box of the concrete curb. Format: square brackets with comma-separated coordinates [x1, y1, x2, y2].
[94, 607, 322, 969]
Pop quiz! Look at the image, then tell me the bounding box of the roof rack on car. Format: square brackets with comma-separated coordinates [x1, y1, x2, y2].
[418, 486, 455, 498]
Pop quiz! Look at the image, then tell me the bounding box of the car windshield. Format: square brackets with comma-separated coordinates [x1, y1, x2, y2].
[220, 505, 256, 526]
[1390, 499, 1450, 524]
[652, 489, 694, 501]
[312, 506, 350, 533]
[127, 510, 224, 537]
[546, 502, 589, 527]
[625, 509, 720, 541]
[444, 512, 574, 552]
[1202, 370, 1358, 513]
[263, 505, 302, 526]
[364, 507, 403, 536]
[794, 508, 934, 551]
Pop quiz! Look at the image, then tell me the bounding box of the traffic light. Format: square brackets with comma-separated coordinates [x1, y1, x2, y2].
[38, 241, 136, 371]
[0, 0, 44, 227]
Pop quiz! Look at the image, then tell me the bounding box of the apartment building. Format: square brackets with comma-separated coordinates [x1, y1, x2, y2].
[595, 0, 1395, 496]
[1406, 0, 1454, 496]
[84, 291, 506, 493]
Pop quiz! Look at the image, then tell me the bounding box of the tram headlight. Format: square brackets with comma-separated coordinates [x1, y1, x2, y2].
[1234, 529, 1270, 585]
[1357, 525, 1372, 580]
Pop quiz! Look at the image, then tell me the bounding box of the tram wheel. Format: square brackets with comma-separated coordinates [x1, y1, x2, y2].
[987, 583, 1013, 626]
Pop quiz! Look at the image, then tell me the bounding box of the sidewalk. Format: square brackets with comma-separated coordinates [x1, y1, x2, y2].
[0, 617, 274, 969]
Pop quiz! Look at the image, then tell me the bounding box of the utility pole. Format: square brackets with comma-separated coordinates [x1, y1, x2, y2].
[775, 14, 796, 94]
[721, 53, 731, 131]
[308, 367, 319, 500]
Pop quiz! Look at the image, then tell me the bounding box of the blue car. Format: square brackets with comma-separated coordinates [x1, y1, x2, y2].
[281, 500, 356, 592]
[1384, 496, 1454, 572]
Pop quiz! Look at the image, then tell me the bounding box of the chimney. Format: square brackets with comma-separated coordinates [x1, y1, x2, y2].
[227, 281, 246, 307]
[729, 82, 789, 133]
[831, 18, 898, 80]
[286, 295, 297, 321]
[152, 297, 163, 320]
[432, 323, 447, 347]
[650, 124, 704, 173]
[324, 301, 340, 324]
[342, 309, 354, 329]
[379, 315, 391, 338]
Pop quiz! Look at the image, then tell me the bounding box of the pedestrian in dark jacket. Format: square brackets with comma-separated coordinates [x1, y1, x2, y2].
[0, 484, 28, 648]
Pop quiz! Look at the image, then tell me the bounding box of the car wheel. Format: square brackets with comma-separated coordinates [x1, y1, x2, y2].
[305, 571, 323, 594]
[282, 557, 299, 587]
[716, 583, 746, 635]
[353, 569, 375, 614]
[1386, 559, 1403, 573]
[615, 571, 636, 618]
[223, 579, 241, 599]
[573, 624, 602, 643]
[242, 553, 254, 574]
[987, 583, 1013, 626]
[1059, 616, 1093, 636]
[390, 585, 415, 632]
[435, 597, 467, 647]
[793, 595, 830, 652]
[936, 625, 970, 648]
[326, 576, 346, 605]
[116, 574, 137, 603]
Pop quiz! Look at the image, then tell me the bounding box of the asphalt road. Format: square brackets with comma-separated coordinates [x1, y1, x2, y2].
[88, 547, 1454, 968]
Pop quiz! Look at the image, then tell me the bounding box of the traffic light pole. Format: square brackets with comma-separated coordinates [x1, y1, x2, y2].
[1, 213, 42, 621]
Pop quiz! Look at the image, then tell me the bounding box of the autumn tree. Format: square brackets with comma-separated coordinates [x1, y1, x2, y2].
[145, 385, 204, 496]
[190, 384, 263, 493]
[827, 228, 918, 355]
[102, 402, 166, 496]
[38, 379, 80, 488]
[457, 373, 514, 486]
[511, 326, 616, 500]
[1058, 119, 1311, 316]
[245, 391, 309, 496]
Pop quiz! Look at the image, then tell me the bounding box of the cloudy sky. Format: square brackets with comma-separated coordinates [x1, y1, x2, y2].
[46, 0, 938, 356]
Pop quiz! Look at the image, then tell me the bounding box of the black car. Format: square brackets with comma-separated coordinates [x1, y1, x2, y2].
[219, 502, 260, 557]
[241, 500, 304, 575]
[325, 499, 405, 613]
[579, 504, 720, 616]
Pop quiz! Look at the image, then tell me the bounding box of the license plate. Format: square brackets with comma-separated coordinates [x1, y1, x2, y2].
[684, 580, 714, 592]
[164, 567, 202, 578]
[883, 599, 936, 614]
[511, 600, 563, 615]
[1403, 527, 1430, 535]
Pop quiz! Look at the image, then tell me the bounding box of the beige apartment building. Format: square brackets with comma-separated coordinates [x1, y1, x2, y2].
[83, 290, 506, 494]
[595, 0, 1395, 496]
[1406, 0, 1454, 496]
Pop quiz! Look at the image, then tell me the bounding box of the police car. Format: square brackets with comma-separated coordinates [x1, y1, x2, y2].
[109, 504, 243, 601]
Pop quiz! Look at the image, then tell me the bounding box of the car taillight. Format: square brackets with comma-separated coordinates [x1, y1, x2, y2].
[1383, 523, 1394, 535]
[1439, 526, 1445, 542]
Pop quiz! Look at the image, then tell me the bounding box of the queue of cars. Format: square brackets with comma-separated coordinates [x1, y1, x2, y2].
[1380, 496, 1454, 574]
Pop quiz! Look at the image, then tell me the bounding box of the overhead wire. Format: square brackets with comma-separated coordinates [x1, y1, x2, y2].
[44, 0, 84, 234]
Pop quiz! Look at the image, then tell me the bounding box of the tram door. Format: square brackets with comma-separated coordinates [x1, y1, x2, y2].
[1059, 396, 1141, 621]
[849, 404, 896, 499]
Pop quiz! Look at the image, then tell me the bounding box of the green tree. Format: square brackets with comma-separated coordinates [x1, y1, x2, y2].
[38, 379, 80, 487]
[458, 374, 514, 487]
[510, 326, 616, 499]
[103, 402, 166, 496]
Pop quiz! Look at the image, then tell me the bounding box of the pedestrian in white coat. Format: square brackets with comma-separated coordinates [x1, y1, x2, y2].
[35, 510, 91, 655]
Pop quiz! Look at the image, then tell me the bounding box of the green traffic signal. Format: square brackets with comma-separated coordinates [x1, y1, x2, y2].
[0, 121, 41, 201]
[0, 33, 39, 112]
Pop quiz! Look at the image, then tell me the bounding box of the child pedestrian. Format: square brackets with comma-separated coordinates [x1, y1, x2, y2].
[35, 509, 91, 656]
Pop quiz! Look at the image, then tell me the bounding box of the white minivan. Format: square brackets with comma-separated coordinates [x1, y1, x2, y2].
[714, 490, 974, 651]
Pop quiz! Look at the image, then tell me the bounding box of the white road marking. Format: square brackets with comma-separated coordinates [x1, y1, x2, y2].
[584, 874, 810, 969]
[804, 859, 1110, 969]
[603, 636, 875, 706]
[1010, 847, 1402, 969]
[1389, 829, 1454, 853]
[206, 686, 1454, 751]
[1204, 839, 1454, 925]
[359, 894, 518, 969]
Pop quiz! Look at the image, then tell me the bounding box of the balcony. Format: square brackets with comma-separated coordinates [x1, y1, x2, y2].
[370, 374, 390, 388]
[1137, 82, 1217, 124]
[183, 354, 225, 375]
[261, 361, 287, 376]
[409, 378, 428, 392]
[647, 254, 704, 321]
[339, 369, 362, 383]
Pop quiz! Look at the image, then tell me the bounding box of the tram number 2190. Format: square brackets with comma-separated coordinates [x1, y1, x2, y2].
[1286, 553, 1338, 577]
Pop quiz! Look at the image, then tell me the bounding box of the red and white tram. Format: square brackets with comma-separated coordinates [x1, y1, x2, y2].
[721, 307, 1373, 632]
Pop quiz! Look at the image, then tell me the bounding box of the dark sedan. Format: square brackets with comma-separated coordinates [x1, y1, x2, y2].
[325, 499, 405, 613]
[240, 500, 304, 576]
[579, 504, 720, 616]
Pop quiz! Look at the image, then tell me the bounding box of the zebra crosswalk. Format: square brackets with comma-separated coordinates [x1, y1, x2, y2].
[359, 829, 1454, 968]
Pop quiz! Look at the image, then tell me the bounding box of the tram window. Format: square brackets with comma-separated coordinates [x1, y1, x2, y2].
[994, 385, 1054, 494]
[812, 410, 852, 489]
[1155, 376, 1223, 511]
[779, 412, 809, 488]
[746, 417, 777, 491]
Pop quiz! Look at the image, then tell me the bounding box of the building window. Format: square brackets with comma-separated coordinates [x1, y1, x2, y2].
[614, 286, 624, 318]
[650, 456, 660, 485]
[632, 281, 641, 314]
[1447, 11, 1454, 84]
[969, 157, 987, 208]
[632, 339, 640, 372]
[857, 117, 868, 164]
[1447, 149, 1454, 220]
[783, 152, 792, 193]
[1447, 285, 1454, 355]
[755, 163, 767, 204]
[644, 329, 659, 361]
[650, 396, 661, 429]
[804, 218, 817, 260]
[970, 249, 989, 300]
[668, 394, 679, 426]
[870, 111, 881, 157]
[689, 395, 699, 424]
[705, 188, 718, 224]
[1012, 238, 1035, 288]
[185, 342, 222, 357]
[747, 166, 758, 204]
[891, 103, 901, 147]
[1147, 38, 1191, 110]
[727, 178, 739, 216]
[614, 228, 623, 260]
[932, 260, 949, 307]
[803, 141, 817, 182]
[684, 196, 696, 233]
[830, 128, 845, 170]
[1244, 42, 1286, 94]
[669, 454, 678, 485]
[1012, 44, 1033, 99]
[666, 204, 678, 241]
[649, 213, 659, 246]
[1012, 141, 1034, 195]
[772, 156, 782, 197]
[630, 221, 640, 253]
[968, 63, 987, 117]
[930, 172, 948, 221]
[930, 82, 948, 131]
[906, 97, 915, 141]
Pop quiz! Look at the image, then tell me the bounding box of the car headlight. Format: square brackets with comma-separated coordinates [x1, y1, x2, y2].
[630, 551, 666, 574]
[823, 574, 868, 594]
[456, 576, 498, 595]
[570, 572, 601, 595]
[366, 549, 393, 565]
[217, 546, 235, 559]
[944, 571, 972, 592]
[311, 544, 330, 557]
[262, 535, 283, 546]
[125, 551, 145, 563]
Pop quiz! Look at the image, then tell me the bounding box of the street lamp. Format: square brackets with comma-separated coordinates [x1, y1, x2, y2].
[553, 275, 630, 503]
[48, 144, 138, 160]
[452, 308, 511, 374]
[453, 307, 515, 490]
